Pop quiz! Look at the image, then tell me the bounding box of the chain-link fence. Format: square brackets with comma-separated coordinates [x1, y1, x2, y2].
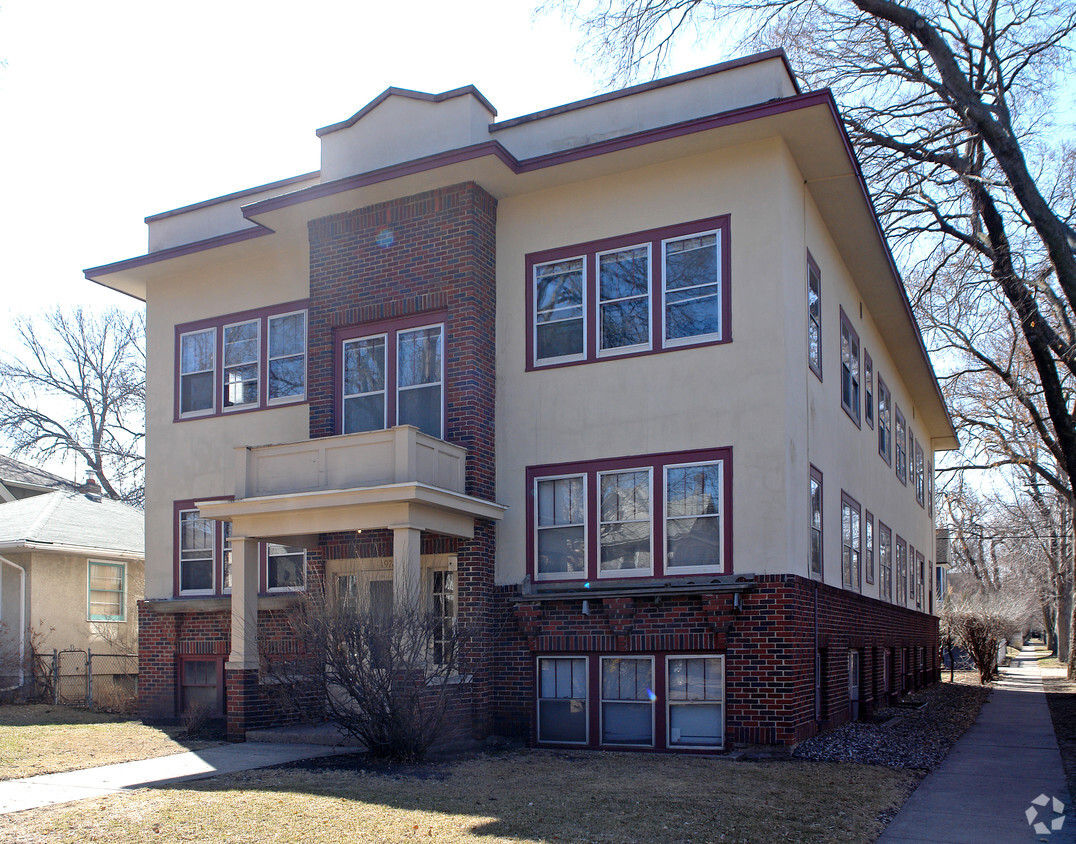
[33, 649, 137, 713]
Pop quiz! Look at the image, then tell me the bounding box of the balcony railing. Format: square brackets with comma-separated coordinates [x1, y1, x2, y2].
[234, 425, 467, 500]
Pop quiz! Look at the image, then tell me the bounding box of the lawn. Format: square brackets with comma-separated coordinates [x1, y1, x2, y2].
[0, 749, 919, 843]
[1039, 652, 1076, 800]
[0, 705, 222, 780]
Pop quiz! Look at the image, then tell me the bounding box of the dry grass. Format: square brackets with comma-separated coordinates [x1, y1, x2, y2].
[0, 705, 223, 780]
[0, 749, 918, 843]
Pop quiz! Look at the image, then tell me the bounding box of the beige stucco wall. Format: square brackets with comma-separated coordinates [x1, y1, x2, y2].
[495, 138, 796, 584]
[144, 238, 310, 600]
[7, 550, 145, 654]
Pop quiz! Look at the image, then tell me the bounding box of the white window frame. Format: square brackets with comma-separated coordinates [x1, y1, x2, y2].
[661, 229, 722, 348]
[599, 655, 655, 747]
[597, 467, 654, 578]
[536, 656, 589, 745]
[221, 520, 232, 594]
[663, 460, 724, 575]
[179, 327, 216, 418]
[807, 259, 822, 378]
[266, 544, 307, 593]
[87, 560, 126, 622]
[841, 496, 861, 591]
[341, 332, 389, 434]
[666, 654, 725, 750]
[222, 318, 260, 411]
[533, 255, 587, 365]
[840, 311, 861, 424]
[267, 309, 307, 405]
[395, 323, 445, 439]
[534, 473, 588, 583]
[596, 242, 652, 357]
[178, 508, 215, 596]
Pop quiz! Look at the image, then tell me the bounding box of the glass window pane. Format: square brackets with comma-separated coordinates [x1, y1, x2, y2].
[664, 234, 717, 291]
[536, 260, 583, 321]
[666, 293, 720, 340]
[600, 298, 649, 349]
[600, 471, 649, 522]
[268, 545, 305, 590]
[669, 703, 722, 746]
[343, 394, 386, 435]
[602, 702, 652, 744]
[398, 326, 442, 388]
[398, 384, 441, 438]
[537, 526, 585, 575]
[343, 337, 386, 395]
[268, 356, 305, 400]
[599, 248, 649, 300]
[180, 329, 214, 374]
[537, 318, 583, 360]
[666, 516, 720, 568]
[538, 477, 583, 527]
[599, 521, 651, 571]
[180, 559, 213, 592]
[538, 699, 586, 743]
[269, 313, 305, 358]
[181, 371, 214, 414]
[223, 321, 258, 366]
[667, 464, 720, 517]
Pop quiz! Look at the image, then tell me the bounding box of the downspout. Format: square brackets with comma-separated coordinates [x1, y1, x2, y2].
[0, 555, 27, 690]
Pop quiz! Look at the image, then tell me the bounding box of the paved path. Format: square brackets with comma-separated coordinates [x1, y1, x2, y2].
[0, 742, 347, 815]
[879, 645, 1074, 843]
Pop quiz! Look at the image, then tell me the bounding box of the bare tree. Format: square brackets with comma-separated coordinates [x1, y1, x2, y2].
[262, 569, 469, 762]
[541, 0, 1076, 677]
[0, 307, 145, 505]
[942, 584, 1032, 683]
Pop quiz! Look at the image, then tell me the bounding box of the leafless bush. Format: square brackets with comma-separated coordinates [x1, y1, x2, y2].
[263, 569, 469, 762]
[942, 587, 1032, 684]
[183, 703, 213, 737]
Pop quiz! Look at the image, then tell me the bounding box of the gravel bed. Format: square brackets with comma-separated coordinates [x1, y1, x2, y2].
[793, 672, 990, 770]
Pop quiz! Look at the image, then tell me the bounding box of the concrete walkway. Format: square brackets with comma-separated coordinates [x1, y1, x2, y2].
[879, 644, 1074, 843]
[0, 741, 348, 815]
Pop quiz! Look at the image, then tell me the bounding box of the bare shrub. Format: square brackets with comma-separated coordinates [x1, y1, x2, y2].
[263, 569, 468, 762]
[942, 587, 1032, 684]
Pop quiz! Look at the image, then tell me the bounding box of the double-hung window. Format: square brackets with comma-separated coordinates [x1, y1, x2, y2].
[431, 570, 456, 665]
[864, 511, 875, 584]
[341, 322, 444, 439]
[598, 469, 652, 575]
[841, 494, 861, 590]
[531, 450, 730, 582]
[179, 328, 216, 416]
[864, 353, 874, 428]
[223, 320, 259, 409]
[895, 408, 907, 484]
[807, 255, 822, 378]
[878, 377, 892, 464]
[667, 655, 724, 748]
[879, 523, 893, 601]
[916, 551, 925, 610]
[537, 657, 588, 744]
[895, 537, 908, 604]
[914, 439, 925, 506]
[88, 561, 125, 621]
[267, 544, 306, 591]
[178, 509, 215, 594]
[176, 304, 307, 419]
[601, 657, 654, 746]
[529, 216, 729, 369]
[840, 309, 860, 425]
[535, 476, 586, 578]
[809, 466, 823, 577]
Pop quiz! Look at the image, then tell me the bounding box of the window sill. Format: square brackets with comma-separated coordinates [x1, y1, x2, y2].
[517, 573, 754, 602]
[148, 594, 303, 613]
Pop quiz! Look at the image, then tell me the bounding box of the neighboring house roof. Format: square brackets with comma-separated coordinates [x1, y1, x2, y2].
[0, 454, 78, 501]
[0, 490, 144, 557]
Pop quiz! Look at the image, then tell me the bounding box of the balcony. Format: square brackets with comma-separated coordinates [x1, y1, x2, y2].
[198, 425, 504, 541]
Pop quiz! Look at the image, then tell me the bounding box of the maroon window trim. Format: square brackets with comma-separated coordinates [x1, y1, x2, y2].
[839, 306, 861, 428]
[525, 215, 732, 372]
[334, 310, 448, 436]
[895, 535, 908, 605]
[807, 250, 822, 382]
[878, 520, 893, 602]
[809, 464, 823, 580]
[173, 299, 310, 422]
[526, 446, 733, 583]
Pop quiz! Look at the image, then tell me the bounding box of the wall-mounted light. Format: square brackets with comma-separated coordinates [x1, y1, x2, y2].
[732, 592, 743, 613]
[582, 599, 591, 616]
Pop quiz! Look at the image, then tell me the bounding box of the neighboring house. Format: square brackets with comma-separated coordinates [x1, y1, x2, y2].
[85, 49, 956, 748]
[0, 473, 144, 690]
[0, 455, 78, 502]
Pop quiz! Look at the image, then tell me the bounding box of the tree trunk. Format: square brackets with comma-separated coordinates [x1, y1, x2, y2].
[1043, 602, 1058, 655]
[1059, 587, 1072, 664]
[1069, 584, 1076, 680]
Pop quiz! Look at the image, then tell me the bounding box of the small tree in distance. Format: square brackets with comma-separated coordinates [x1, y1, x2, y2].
[262, 568, 468, 762]
[941, 586, 1030, 684]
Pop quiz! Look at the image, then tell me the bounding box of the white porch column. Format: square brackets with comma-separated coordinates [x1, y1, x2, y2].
[392, 526, 422, 609]
[226, 537, 260, 670]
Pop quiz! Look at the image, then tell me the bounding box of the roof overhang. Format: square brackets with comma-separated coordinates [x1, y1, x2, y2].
[0, 541, 144, 561]
[196, 481, 506, 542]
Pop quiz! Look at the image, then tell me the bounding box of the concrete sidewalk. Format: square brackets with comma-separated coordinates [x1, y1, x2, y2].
[879, 644, 1074, 843]
[0, 741, 348, 815]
